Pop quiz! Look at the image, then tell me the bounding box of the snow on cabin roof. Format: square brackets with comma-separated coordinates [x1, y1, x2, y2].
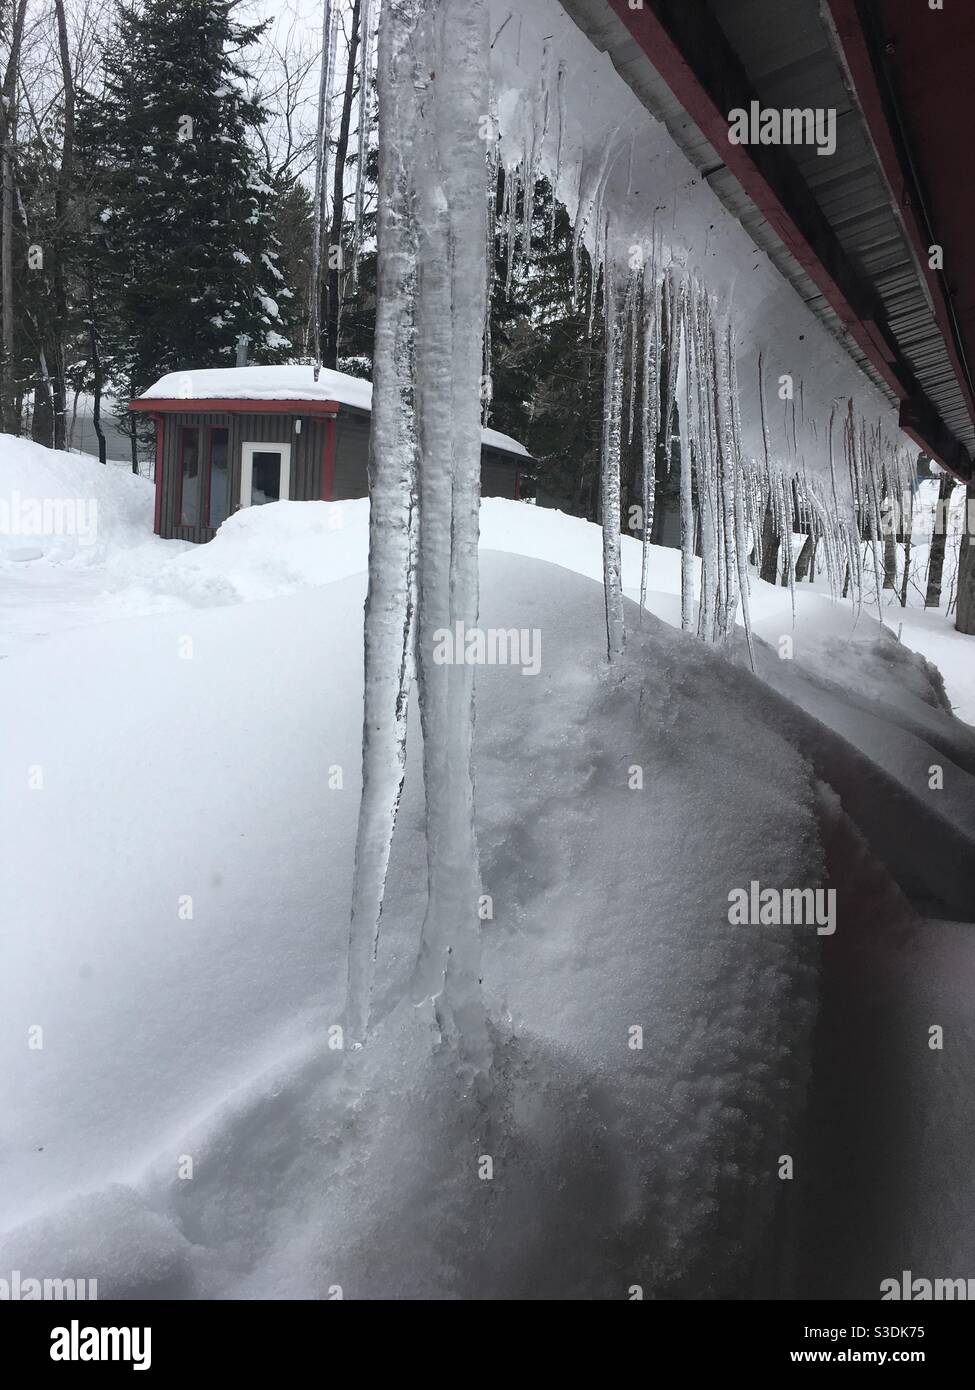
[135, 365, 531, 459]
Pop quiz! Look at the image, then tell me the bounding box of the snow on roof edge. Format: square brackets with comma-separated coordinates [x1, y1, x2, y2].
[135, 365, 531, 459]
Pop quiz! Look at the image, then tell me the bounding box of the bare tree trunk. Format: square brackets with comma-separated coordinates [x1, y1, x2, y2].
[1, 0, 29, 435]
[882, 492, 898, 589]
[955, 482, 975, 635]
[307, 0, 334, 366]
[88, 290, 106, 464]
[759, 497, 779, 582]
[899, 490, 913, 608]
[925, 472, 955, 608]
[50, 0, 76, 451]
[323, 0, 362, 371]
[31, 378, 53, 445]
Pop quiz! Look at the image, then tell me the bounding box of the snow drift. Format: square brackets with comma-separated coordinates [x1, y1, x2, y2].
[2, 446, 974, 1295]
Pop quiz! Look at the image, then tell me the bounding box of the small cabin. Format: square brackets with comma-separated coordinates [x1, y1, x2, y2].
[130, 365, 531, 544]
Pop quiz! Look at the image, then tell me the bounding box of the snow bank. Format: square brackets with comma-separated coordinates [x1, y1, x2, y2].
[0, 552, 823, 1296]
[0, 436, 154, 566]
[3, 494, 974, 1296]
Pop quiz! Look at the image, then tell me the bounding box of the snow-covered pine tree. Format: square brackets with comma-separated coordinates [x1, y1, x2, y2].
[80, 0, 295, 394]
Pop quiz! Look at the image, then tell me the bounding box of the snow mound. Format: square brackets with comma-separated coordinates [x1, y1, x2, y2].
[2, 474, 974, 1297]
[0, 556, 825, 1296]
[0, 435, 154, 567]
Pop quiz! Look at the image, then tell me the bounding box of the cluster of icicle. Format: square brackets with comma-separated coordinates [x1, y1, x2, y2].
[489, 145, 916, 666]
[345, 0, 916, 1068]
[346, 0, 493, 1075]
[597, 250, 917, 665]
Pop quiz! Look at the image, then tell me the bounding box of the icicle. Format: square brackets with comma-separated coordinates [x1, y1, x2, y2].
[504, 161, 519, 299]
[662, 265, 682, 472]
[639, 251, 660, 618]
[690, 279, 718, 640]
[409, 0, 493, 1073]
[601, 250, 626, 662]
[714, 318, 740, 637]
[482, 137, 498, 428]
[347, 0, 492, 1076]
[550, 61, 566, 249]
[627, 281, 639, 446]
[345, 0, 419, 1046]
[676, 276, 694, 632]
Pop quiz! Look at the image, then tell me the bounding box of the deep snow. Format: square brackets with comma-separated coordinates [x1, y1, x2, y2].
[1, 443, 974, 1297]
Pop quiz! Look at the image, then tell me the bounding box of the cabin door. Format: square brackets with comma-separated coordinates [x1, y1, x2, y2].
[240, 441, 292, 508]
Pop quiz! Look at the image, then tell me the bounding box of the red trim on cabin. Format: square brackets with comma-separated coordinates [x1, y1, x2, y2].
[152, 413, 164, 536]
[130, 397, 340, 416]
[322, 415, 337, 500]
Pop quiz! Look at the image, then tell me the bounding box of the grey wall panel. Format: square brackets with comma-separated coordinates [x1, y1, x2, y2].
[156, 405, 525, 539]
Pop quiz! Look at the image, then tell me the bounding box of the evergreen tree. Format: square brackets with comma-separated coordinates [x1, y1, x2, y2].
[79, 0, 296, 399]
[486, 174, 605, 516]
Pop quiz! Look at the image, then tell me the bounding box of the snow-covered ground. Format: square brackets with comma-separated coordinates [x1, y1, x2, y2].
[2, 441, 973, 1298]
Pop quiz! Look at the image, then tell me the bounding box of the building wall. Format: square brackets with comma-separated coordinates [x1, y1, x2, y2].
[333, 413, 371, 500]
[158, 411, 328, 543]
[332, 413, 521, 502]
[154, 406, 522, 542]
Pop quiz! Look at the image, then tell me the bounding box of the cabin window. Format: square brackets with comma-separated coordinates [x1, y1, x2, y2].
[207, 427, 230, 528]
[251, 452, 282, 503]
[240, 441, 292, 509]
[179, 427, 201, 526]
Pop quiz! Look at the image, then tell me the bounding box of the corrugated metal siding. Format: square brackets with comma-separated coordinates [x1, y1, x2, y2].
[711, 0, 975, 453]
[333, 415, 371, 500]
[159, 407, 524, 540]
[333, 413, 521, 501]
[160, 411, 327, 540]
[481, 455, 520, 499]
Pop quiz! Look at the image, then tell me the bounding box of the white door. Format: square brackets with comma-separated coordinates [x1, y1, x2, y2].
[240, 441, 292, 508]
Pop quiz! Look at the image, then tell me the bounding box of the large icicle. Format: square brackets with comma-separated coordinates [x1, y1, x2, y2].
[639, 251, 660, 617]
[409, 0, 493, 1072]
[345, 0, 421, 1045]
[600, 249, 627, 661]
[346, 0, 493, 1075]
